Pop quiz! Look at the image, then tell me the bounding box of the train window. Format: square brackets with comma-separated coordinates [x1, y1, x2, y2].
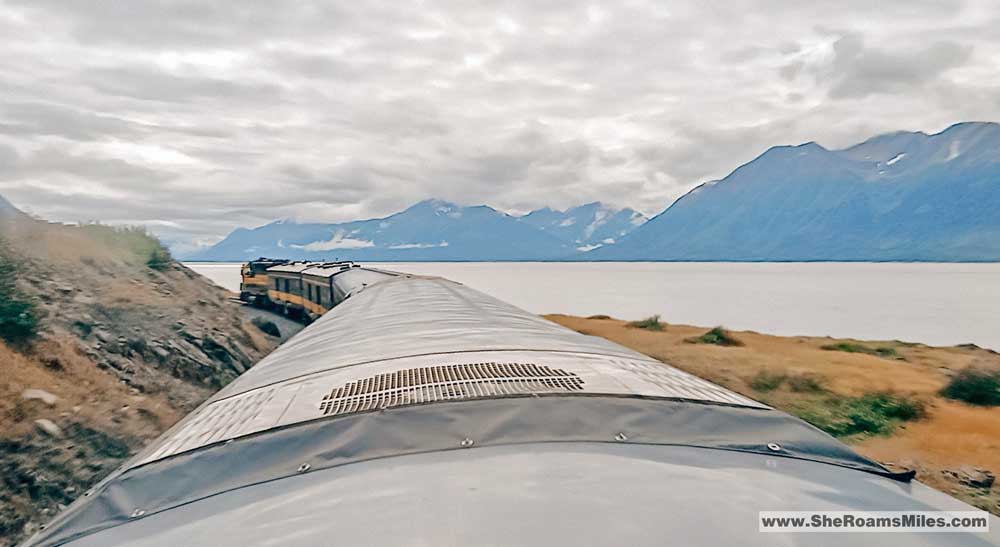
[308, 284, 313, 302]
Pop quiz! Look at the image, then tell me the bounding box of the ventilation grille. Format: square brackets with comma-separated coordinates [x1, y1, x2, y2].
[319, 363, 584, 416]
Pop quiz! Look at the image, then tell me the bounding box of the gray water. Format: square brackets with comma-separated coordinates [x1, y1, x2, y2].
[186, 262, 1000, 350]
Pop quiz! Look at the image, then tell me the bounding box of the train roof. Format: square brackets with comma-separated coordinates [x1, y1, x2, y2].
[300, 262, 356, 278]
[24, 273, 1000, 546]
[265, 261, 320, 274]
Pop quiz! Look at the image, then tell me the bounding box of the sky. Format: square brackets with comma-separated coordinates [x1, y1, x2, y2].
[1, 0, 998, 252]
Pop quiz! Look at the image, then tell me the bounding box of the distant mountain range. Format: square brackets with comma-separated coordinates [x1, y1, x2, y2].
[589, 122, 1000, 261]
[5, 122, 998, 262]
[521, 202, 647, 251]
[186, 200, 648, 261]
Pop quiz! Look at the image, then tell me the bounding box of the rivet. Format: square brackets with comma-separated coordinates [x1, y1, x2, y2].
[297, 463, 311, 473]
[614, 432, 628, 442]
[130, 509, 145, 518]
[460, 438, 474, 448]
[767, 442, 783, 452]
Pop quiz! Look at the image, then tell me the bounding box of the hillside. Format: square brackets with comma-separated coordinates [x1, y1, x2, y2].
[186, 200, 647, 262]
[0, 208, 282, 544]
[548, 314, 1000, 515]
[588, 122, 1000, 261]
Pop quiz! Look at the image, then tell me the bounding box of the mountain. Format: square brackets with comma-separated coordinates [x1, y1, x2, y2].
[588, 122, 1000, 261]
[189, 199, 573, 261]
[0, 194, 24, 218]
[519, 202, 647, 251]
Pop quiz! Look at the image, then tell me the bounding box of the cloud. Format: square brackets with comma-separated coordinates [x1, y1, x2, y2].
[811, 34, 974, 99]
[0, 0, 997, 248]
[292, 232, 375, 251]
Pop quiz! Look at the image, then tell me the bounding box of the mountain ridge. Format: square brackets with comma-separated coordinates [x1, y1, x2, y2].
[586, 121, 1000, 262]
[187, 199, 636, 261]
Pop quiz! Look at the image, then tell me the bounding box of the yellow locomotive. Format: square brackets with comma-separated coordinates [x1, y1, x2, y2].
[238, 258, 289, 307]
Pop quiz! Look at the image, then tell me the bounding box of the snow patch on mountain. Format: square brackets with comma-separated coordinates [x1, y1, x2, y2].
[947, 140, 961, 161]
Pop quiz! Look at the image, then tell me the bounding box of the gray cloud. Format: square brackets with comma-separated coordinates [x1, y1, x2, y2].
[817, 34, 974, 99]
[0, 102, 144, 141]
[81, 66, 286, 104]
[0, 0, 998, 251]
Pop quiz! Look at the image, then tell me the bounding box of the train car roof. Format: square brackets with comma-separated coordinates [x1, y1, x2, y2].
[300, 262, 356, 278]
[265, 261, 318, 274]
[24, 273, 1000, 546]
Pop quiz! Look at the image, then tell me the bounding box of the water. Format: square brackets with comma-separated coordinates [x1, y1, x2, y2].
[186, 262, 1000, 350]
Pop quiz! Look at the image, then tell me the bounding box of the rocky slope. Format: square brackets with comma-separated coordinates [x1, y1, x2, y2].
[0, 209, 281, 545]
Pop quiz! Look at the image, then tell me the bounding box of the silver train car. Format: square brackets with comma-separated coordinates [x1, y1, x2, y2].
[23, 271, 1000, 546]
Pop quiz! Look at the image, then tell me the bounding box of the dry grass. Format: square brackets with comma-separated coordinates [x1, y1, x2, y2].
[242, 320, 273, 352]
[0, 337, 181, 442]
[546, 314, 1000, 513]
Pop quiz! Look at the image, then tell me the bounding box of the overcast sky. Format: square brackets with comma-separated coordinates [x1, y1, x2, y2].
[1, 0, 998, 250]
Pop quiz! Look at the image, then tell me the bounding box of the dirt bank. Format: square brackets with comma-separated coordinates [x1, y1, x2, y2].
[0, 216, 285, 544]
[546, 314, 1000, 515]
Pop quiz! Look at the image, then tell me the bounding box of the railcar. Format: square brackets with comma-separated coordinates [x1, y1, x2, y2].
[264, 261, 313, 317]
[238, 257, 288, 306]
[301, 263, 400, 319]
[24, 269, 999, 546]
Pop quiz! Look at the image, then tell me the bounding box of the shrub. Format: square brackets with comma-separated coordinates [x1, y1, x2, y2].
[628, 315, 664, 331]
[251, 317, 281, 338]
[587, 314, 612, 320]
[941, 368, 1000, 406]
[750, 371, 786, 392]
[821, 342, 900, 359]
[686, 326, 744, 347]
[146, 245, 172, 271]
[0, 299, 39, 344]
[787, 373, 825, 393]
[0, 244, 38, 344]
[799, 393, 925, 438]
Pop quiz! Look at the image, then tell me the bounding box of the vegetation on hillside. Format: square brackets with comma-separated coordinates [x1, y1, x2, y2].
[0, 240, 38, 344]
[628, 315, 664, 331]
[942, 367, 1000, 406]
[77, 224, 173, 270]
[821, 342, 901, 359]
[793, 392, 926, 438]
[685, 326, 743, 346]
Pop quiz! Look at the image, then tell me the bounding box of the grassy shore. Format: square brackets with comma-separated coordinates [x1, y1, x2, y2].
[547, 314, 1000, 515]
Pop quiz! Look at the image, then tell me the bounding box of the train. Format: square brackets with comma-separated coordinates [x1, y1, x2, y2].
[237, 257, 287, 306]
[23, 266, 999, 546]
[238, 257, 399, 322]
